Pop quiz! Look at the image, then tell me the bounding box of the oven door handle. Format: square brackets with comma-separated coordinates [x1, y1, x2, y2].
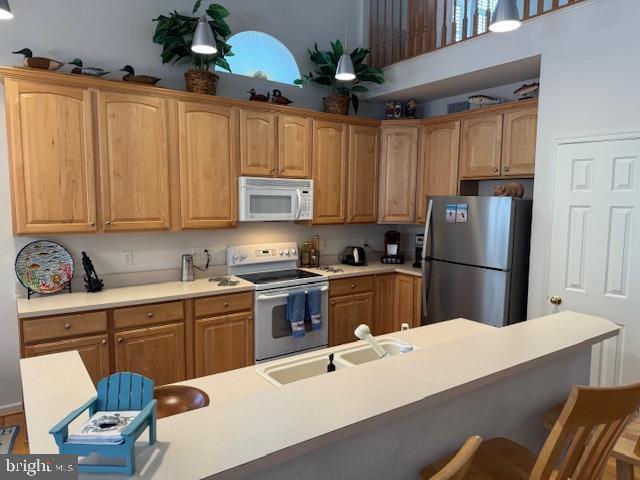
[257, 285, 329, 301]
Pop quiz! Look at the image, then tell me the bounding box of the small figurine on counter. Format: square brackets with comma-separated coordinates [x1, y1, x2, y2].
[82, 251, 104, 293]
[12, 48, 64, 70]
[492, 182, 525, 199]
[119, 65, 161, 85]
[248, 88, 270, 102]
[69, 59, 110, 77]
[271, 89, 292, 105]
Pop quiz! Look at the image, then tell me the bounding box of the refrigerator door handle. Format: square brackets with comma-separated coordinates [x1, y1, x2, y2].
[422, 199, 434, 261]
[421, 199, 434, 324]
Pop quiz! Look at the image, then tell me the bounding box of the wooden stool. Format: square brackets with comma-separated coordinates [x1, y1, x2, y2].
[421, 382, 640, 480]
[153, 385, 210, 419]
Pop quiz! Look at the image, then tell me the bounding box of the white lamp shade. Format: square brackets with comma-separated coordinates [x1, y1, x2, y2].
[335, 53, 356, 81]
[0, 0, 14, 19]
[489, 0, 521, 32]
[191, 16, 218, 55]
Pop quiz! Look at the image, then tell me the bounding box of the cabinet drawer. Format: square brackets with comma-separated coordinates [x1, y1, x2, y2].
[330, 275, 374, 297]
[22, 311, 107, 343]
[194, 292, 253, 318]
[113, 301, 184, 329]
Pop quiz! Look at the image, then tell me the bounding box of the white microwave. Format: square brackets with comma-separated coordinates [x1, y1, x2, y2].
[238, 177, 313, 222]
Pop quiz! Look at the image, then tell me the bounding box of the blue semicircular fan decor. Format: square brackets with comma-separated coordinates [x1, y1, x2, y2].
[217, 31, 301, 86]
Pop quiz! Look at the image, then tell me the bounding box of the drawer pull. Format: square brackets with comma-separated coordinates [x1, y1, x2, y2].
[117, 338, 123, 343]
[350, 284, 356, 289]
[64, 323, 71, 330]
[101, 339, 107, 345]
[147, 313, 154, 318]
[223, 302, 229, 307]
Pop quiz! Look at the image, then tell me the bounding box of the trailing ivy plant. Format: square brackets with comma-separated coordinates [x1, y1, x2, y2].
[153, 0, 233, 72]
[294, 39, 384, 112]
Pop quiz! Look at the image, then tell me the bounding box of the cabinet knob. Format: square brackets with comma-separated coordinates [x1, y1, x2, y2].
[504, 166, 510, 172]
[550, 295, 562, 305]
[90, 222, 96, 227]
[117, 338, 123, 343]
[101, 339, 107, 345]
[105, 221, 111, 225]
[493, 167, 499, 173]
[271, 168, 276, 173]
[223, 301, 229, 307]
[350, 284, 356, 289]
[147, 312, 154, 318]
[64, 323, 71, 330]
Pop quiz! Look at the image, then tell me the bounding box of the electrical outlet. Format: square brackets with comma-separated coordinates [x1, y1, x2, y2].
[122, 251, 134, 266]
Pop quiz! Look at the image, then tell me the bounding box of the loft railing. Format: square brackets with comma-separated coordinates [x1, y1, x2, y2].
[368, 0, 585, 67]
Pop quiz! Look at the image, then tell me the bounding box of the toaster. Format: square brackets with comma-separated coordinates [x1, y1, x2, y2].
[341, 246, 367, 266]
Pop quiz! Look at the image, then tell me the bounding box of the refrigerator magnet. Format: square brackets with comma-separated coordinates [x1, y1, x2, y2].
[456, 204, 468, 223]
[445, 204, 457, 223]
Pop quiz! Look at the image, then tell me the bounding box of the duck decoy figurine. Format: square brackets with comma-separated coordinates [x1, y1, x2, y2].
[119, 65, 161, 85]
[12, 48, 64, 71]
[248, 89, 270, 102]
[271, 89, 292, 106]
[69, 59, 110, 77]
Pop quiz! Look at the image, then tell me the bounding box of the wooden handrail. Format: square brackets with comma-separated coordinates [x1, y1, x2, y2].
[369, 0, 586, 67]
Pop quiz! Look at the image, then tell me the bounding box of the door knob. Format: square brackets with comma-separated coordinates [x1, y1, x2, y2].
[550, 296, 562, 305]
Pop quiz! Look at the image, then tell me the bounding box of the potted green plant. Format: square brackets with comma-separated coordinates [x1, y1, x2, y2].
[295, 40, 384, 115]
[153, 0, 233, 95]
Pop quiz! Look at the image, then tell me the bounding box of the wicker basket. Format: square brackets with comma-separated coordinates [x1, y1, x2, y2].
[184, 69, 219, 95]
[323, 95, 351, 115]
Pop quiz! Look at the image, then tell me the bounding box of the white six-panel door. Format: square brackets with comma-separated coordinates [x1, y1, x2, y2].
[548, 136, 640, 386]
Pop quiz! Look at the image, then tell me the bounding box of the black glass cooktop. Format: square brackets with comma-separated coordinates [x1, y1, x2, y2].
[237, 269, 323, 285]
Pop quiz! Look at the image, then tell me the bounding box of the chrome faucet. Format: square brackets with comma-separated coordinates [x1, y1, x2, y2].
[354, 324, 389, 359]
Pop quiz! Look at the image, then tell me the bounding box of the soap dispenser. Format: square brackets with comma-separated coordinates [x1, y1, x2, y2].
[327, 353, 336, 373]
[399, 323, 414, 353]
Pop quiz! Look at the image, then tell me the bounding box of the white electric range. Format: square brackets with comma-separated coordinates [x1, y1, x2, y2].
[227, 242, 329, 363]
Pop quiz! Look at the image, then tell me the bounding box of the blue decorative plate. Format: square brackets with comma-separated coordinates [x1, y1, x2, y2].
[15, 241, 74, 294]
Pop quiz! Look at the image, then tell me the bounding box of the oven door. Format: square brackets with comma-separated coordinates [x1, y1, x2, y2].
[241, 186, 299, 221]
[254, 283, 329, 362]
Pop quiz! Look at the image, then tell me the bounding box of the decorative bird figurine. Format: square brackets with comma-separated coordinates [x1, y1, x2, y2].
[271, 89, 292, 106]
[119, 65, 161, 85]
[248, 88, 269, 102]
[69, 59, 109, 77]
[12, 48, 64, 71]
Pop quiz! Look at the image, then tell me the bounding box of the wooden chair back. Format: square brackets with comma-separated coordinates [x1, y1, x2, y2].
[96, 372, 154, 411]
[531, 381, 640, 480]
[427, 436, 483, 480]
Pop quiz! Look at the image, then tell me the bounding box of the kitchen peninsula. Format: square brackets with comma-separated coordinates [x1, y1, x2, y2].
[21, 312, 618, 480]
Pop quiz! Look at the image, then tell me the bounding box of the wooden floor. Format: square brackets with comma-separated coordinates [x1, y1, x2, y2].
[0, 411, 636, 478]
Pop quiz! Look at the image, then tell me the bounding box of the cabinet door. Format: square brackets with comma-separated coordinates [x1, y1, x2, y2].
[277, 115, 311, 178]
[24, 334, 109, 385]
[394, 274, 415, 333]
[379, 126, 419, 223]
[195, 311, 253, 376]
[416, 121, 460, 222]
[312, 120, 348, 224]
[178, 102, 237, 228]
[239, 109, 277, 176]
[330, 292, 374, 347]
[5, 79, 97, 234]
[373, 274, 396, 335]
[459, 113, 503, 178]
[114, 323, 185, 386]
[413, 276, 423, 328]
[502, 107, 537, 177]
[97, 92, 171, 231]
[348, 125, 379, 223]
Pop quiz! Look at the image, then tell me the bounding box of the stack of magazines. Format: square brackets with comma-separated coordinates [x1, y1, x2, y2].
[66, 411, 141, 445]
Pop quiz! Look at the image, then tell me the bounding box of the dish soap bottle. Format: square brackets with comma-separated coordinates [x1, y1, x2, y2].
[327, 353, 336, 372]
[399, 323, 414, 353]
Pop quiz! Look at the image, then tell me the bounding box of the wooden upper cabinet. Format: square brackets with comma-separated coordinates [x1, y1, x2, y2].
[97, 91, 171, 231]
[416, 121, 460, 222]
[312, 120, 348, 224]
[459, 113, 503, 179]
[5, 79, 97, 234]
[502, 106, 537, 177]
[378, 126, 419, 223]
[277, 115, 311, 178]
[348, 125, 379, 223]
[238, 109, 277, 176]
[178, 102, 237, 229]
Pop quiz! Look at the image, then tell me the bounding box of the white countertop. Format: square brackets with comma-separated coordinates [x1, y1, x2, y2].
[20, 312, 618, 479]
[301, 263, 423, 279]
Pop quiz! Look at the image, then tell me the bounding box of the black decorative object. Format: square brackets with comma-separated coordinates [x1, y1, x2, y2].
[82, 252, 104, 293]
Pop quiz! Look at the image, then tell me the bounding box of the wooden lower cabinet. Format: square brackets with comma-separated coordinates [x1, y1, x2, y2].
[371, 273, 423, 335]
[114, 323, 185, 386]
[394, 274, 416, 332]
[194, 311, 253, 377]
[413, 277, 423, 328]
[24, 334, 109, 385]
[373, 274, 396, 335]
[329, 292, 374, 347]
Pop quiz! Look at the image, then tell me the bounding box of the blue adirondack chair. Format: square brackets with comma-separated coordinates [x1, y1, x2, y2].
[49, 372, 157, 476]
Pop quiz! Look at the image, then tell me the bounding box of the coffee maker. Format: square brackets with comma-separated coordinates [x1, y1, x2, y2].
[381, 230, 404, 264]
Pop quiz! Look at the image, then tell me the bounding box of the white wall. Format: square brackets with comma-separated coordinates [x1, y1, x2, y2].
[0, 0, 373, 410]
[364, 0, 640, 321]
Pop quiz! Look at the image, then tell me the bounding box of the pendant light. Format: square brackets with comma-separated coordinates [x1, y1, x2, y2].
[0, 0, 14, 20]
[192, 15, 217, 55]
[335, 1, 356, 81]
[489, 0, 521, 33]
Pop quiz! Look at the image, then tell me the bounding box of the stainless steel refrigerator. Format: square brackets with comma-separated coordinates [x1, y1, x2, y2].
[421, 196, 532, 327]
